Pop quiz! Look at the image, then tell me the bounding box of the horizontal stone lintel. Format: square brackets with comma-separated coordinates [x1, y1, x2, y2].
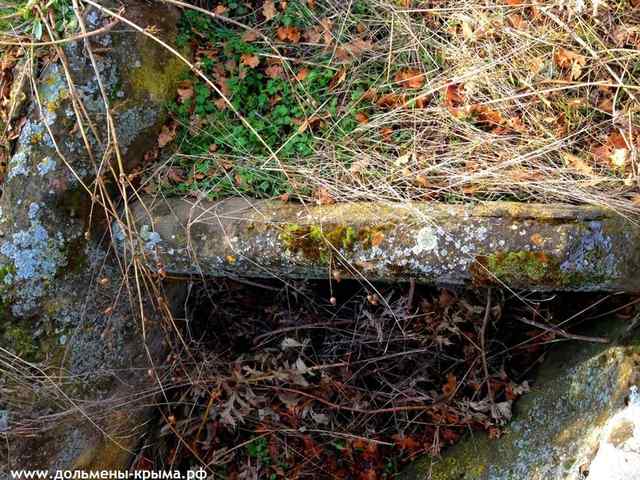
[133, 197, 640, 291]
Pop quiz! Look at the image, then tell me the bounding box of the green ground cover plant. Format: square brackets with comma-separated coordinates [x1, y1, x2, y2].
[144, 0, 640, 214]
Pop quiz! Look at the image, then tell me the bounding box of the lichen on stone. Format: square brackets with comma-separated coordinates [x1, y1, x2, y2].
[7, 147, 31, 179]
[0, 207, 67, 316]
[36, 156, 57, 176]
[560, 221, 617, 279]
[140, 224, 162, 251]
[413, 225, 439, 255]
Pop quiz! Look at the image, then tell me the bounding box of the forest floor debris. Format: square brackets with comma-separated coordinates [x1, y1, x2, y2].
[137, 278, 635, 478]
[134, 0, 640, 214]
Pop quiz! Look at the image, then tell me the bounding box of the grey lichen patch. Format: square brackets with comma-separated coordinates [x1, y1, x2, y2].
[115, 106, 160, 154]
[7, 147, 31, 179]
[38, 63, 68, 121]
[140, 224, 162, 251]
[560, 221, 618, 280]
[19, 120, 54, 148]
[37, 156, 56, 176]
[0, 204, 67, 316]
[413, 225, 439, 255]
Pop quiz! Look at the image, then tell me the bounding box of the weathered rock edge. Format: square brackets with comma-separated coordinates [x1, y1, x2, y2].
[134, 197, 640, 291]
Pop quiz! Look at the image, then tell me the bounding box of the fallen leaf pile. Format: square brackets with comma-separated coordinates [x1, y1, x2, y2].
[139, 278, 623, 477]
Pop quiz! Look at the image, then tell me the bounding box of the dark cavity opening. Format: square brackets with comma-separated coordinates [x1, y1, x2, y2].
[138, 277, 634, 478]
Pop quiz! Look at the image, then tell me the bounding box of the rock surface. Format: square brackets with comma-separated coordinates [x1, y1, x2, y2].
[401, 318, 640, 480]
[0, 1, 185, 473]
[586, 386, 640, 480]
[134, 197, 640, 291]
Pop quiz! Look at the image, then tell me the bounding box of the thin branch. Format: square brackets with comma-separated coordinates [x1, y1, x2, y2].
[518, 317, 609, 344]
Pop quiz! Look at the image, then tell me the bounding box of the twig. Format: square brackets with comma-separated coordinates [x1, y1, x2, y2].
[406, 277, 416, 312]
[480, 288, 494, 406]
[252, 320, 354, 346]
[0, 19, 119, 46]
[271, 386, 448, 415]
[518, 317, 609, 344]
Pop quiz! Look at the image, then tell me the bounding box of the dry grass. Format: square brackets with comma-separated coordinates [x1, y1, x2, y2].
[150, 0, 640, 216]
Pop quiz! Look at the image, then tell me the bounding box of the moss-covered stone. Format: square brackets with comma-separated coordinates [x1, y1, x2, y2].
[127, 40, 186, 104]
[280, 223, 358, 263]
[402, 317, 640, 480]
[471, 247, 614, 289]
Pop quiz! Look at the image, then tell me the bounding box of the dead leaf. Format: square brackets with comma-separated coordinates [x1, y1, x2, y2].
[303, 27, 322, 44]
[442, 373, 457, 397]
[314, 187, 335, 205]
[438, 288, 456, 307]
[335, 38, 373, 61]
[598, 96, 614, 113]
[158, 124, 177, 148]
[166, 167, 185, 184]
[295, 68, 310, 81]
[328, 68, 347, 91]
[277, 26, 301, 43]
[176, 80, 194, 103]
[554, 48, 586, 79]
[263, 0, 277, 20]
[608, 130, 628, 149]
[508, 13, 525, 29]
[371, 231, 385, 247]
[530, 233, 544, 246]
[241, 54, 260, 68]
[214, 97, 227, 110]
[355, 112, 369, 124]
[380, 127, 393, 140]
[242, 30, 258, 42]
[415, 174, 429, 187]
[303, 436, 322, 460]
[213, 64, 230, 96]
[320, 18, 334, 45]
[471, 104, 505, 131]
[376, 93, 406, 109]
[394, 68, 425, 89]
[265, 64, 284, 79]
[349, 158, 369, 175]
[445, 84, 464, 105]
[564, 152, 594, 176]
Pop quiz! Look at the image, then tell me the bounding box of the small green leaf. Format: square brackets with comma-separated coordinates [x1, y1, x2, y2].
[32, 20, 43, 40]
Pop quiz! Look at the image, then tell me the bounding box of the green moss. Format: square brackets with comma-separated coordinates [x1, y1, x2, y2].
[127, 40, 186, 103]
[472, 251, 560, 286]
[280, 224, 358, 263]
[471, 250, 610, 288]
[2, 324, 38, 360]
[410, 441, 490, 480]
[488, 251, 557, 282]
